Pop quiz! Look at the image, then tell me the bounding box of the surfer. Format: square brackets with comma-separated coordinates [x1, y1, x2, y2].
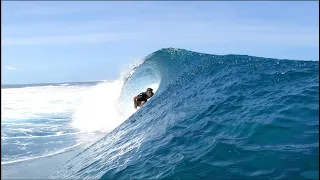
[133, 88, 154, 109]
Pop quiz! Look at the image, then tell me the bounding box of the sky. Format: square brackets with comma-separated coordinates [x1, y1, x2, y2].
[2, 1, 319, 84]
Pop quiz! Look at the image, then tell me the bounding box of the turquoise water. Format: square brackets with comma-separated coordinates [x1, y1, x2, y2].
[47, 48, 319, 179]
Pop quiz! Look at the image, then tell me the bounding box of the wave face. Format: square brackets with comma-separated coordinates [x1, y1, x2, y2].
[50, 48, 319, 180]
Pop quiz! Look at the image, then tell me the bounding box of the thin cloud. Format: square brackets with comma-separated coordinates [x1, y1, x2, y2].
[4, 65, 17, 71]
[2, 1, 115, 16]
[1, 32, 140, 46]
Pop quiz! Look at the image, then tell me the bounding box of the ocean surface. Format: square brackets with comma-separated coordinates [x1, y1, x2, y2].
[1, 48, 319, 179]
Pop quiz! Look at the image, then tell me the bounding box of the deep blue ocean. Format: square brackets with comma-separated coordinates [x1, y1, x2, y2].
[1, 48, 319, 179]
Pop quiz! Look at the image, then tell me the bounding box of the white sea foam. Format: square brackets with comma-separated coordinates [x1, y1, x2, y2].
[1, 142, 83, 165]
[1, 85, 91, 121]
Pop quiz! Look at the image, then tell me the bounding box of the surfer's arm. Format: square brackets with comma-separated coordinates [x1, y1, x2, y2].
[133, 96, 138, 109]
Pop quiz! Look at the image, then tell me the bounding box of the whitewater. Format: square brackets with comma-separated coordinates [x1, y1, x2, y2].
[1, 48, 319, 180]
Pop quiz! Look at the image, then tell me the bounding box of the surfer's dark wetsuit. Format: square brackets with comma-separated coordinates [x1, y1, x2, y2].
[134, 88, 154, 109]
[136, 92, 150, 106]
